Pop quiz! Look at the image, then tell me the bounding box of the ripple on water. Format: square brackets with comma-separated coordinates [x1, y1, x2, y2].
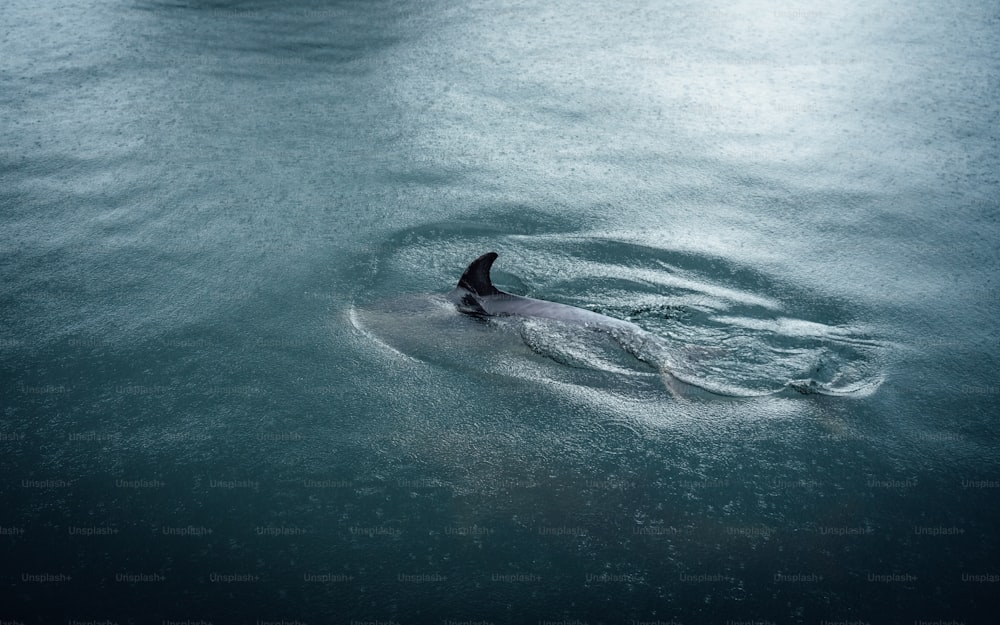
[350, 222, 886, 409]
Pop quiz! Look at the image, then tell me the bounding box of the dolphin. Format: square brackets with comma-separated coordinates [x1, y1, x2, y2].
[448, 251, 697, 396]
[449, 252, 639, 330]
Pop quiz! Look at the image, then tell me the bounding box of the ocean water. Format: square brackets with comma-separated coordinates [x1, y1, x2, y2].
[2, 0, 999, 622]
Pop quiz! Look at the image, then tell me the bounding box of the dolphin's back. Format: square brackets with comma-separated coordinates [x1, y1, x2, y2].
[481, 293, 630, 328]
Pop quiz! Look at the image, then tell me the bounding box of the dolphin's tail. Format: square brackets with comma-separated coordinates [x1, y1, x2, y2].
[457, 252, 502, 296]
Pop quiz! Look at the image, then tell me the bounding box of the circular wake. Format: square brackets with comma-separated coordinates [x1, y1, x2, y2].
[349, 223, 886, 402]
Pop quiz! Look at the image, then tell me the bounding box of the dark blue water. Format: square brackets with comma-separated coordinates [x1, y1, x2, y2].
[2, 0, 999, 622]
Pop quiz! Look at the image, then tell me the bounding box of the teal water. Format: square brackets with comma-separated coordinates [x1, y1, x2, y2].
[2, 0, 999, 622]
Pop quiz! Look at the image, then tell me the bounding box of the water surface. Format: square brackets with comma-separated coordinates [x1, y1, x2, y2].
[2, 0, 998, 621]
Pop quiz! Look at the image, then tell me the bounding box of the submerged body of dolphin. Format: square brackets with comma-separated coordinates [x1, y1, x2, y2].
[449, 252, 638, 331]
[448, 251, 698, 395]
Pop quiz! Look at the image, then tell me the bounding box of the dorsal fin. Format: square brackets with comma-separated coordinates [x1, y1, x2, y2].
[457, 252, 501, 296]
